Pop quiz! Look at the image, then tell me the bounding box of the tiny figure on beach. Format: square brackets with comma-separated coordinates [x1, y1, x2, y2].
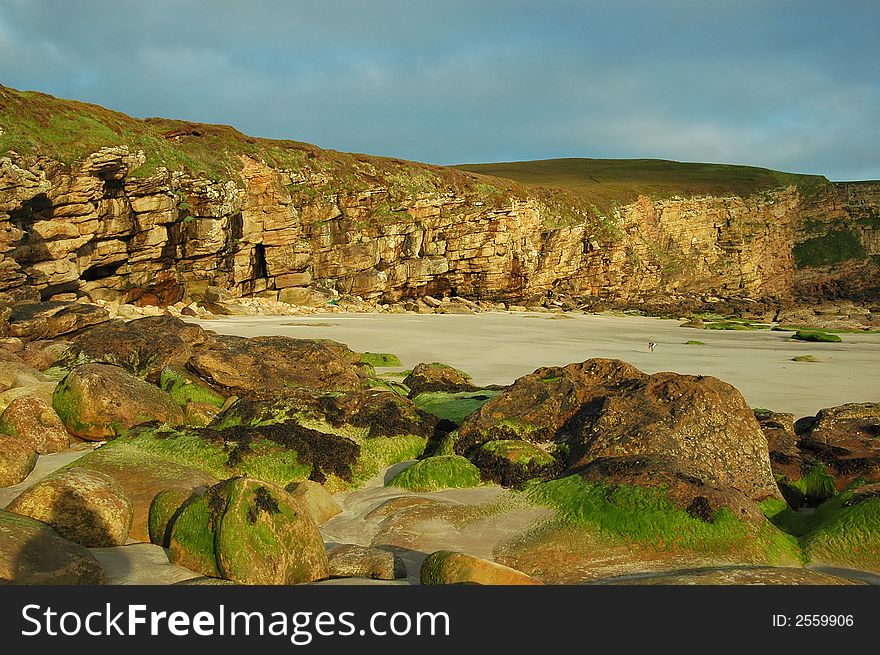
[648, 341, 656, 352]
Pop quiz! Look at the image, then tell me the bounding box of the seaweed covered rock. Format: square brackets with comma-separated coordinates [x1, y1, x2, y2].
[168, 477, 329, 584]
[576, 456, 765, 523]
[420, 551, 538, 585]
[458, 358, 780, 502]
[285, 480, 342, 526]
[149, 487, 200, 547]
[456, 358, 643, 449]
[52, 363, 184, 440]
[386, 455, 481, 492]
[404, 362, 476, 396]
[187, 335, 365, 396]
[470, 439, 561, 487]
[58, 316, 209, 382]
[327, 544, 406, 580]
[797, 403, 880, 489]
[220, 388, 438, 440]
[0, 510, 106, 584]
[6, 467, 133, 547]
[0, 433, 36, 486]
[412, 390, 500, 426]
[0, 395, 70, 454]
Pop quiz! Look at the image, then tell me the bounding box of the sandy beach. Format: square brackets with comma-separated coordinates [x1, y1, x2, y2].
[194, 311, 880, 420]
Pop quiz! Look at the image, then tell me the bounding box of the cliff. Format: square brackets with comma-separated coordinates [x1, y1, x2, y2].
[1, 85, 878, 310]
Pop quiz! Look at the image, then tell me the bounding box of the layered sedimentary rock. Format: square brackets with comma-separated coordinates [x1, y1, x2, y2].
[1, 95, 878, 308]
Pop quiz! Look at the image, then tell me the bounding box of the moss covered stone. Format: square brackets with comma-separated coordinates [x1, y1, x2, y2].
[359, 352, 402, 367]
[169, 477, 329, 584]
[420, 551, 538, 585]
[470, 439, 561, 487]
[792, 329, 842, 343]
[149, 487, 199, 548]
[158, 367, 225, 408]
[386, 455, 482, 492]
[412, 390, 500, 425]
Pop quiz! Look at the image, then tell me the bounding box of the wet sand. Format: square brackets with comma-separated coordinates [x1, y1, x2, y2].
[194, 312, 880, 419]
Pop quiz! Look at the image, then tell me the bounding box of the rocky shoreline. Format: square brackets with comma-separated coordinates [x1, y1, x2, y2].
[1, 309, 878, 585]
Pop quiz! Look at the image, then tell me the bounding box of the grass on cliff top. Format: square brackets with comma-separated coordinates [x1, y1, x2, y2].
[454, 158, 829, 214]
[525, 475, 801, 563]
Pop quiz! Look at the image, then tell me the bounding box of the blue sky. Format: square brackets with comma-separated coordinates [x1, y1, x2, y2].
[1, 0, 878, 180]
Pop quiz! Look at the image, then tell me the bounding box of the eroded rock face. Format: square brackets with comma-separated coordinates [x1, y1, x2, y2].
[52, 363, 184, 439]
[285, 480, 342, 526]
[754, 410, 804, 481]
[0, 510, 106, 584]
[1, 135, 877, 312]
[458, 358, 780, 501]
[187, 335, 365, 396]
[6, 467, 133, 547]
[0, 395, 70, 454]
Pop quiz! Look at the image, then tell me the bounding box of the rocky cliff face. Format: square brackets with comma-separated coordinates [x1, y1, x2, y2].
[1, 134, 878, 310]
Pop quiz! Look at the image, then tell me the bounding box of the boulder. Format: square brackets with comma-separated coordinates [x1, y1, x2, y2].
[0, 361, 43, 391]
[6, 467, 133, 547]
[328, 544, 406, 580]
[58, 316, 209, 382]
[0, 510, 106, 584]
[0, 433, 37, 486]
[19, 340, 71, 371]
[168, 477, 329, 584]
[149, 487, 201, 547]
[469, 439, 561, 487]
[420, 551, 538, 585]
[386, 455, 481, 492]
[285, 480, 342, 525]
[52, 363, 184, 440]
[187, 335, 365, 396]
[797, 403, 880, 488]
[458, 358, 780, 501]
[0, 395, 70, 454]
[7, 302, 110, 340]
[403, 362, 476, 396]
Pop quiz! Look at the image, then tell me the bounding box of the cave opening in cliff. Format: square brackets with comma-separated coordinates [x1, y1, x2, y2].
[254, 243, 268, 279]
[81, 260, 125, 282]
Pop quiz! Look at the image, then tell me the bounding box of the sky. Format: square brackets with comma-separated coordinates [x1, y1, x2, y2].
[0, 0, 878, 180]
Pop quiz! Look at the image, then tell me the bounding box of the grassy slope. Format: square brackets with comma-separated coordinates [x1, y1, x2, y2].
[455, 157, 829, 214]
[1, 84, 831, 220]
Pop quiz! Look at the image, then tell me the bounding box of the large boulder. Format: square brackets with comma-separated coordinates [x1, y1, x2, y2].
[168, 477, 329, 584]
[0, 395, 70, 454]
[0, 433, 37, 486]
[6, 467, 133, 547]
[327, 544, 406, 580]
[52, 363, 184, 440]
[58, 316, 209, 382]
[0, 510, 106, 584]
[797, 403, 880, 489]
[458, 359, 780, 501]
[19, 339, 71, 371]
[404, 362, 476, 396]
[187, 335, 365, 396]
[420, 551, 538, 585]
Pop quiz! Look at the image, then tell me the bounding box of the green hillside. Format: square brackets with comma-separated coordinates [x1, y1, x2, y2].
[455, 158, 828, 213]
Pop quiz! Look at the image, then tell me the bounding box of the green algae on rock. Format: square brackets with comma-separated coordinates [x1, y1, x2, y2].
[470, 439, 561, 487]
[420, 550, 538, 585]
[168, 477, 329, 584]
[386, 455, 482, 492]
[412, 390, 500, 425]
